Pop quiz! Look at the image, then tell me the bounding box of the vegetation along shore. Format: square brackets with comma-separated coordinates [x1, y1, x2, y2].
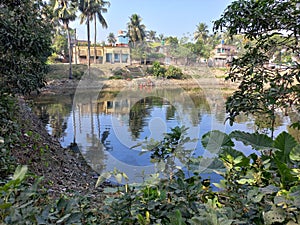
[1, 0, 300, 224]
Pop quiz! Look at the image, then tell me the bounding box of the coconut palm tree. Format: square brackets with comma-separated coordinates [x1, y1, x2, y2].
[91, 0, 110, 63]
[107, 32, 116, 45]
[53, 0, 77, 79]
[127, 14, 146, 47]
[147, 30, 157, 42]
[194, 22, 209, 43]
[78, 0, 92, 69]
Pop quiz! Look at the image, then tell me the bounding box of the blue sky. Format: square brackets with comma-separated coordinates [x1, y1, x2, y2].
[72, 0, 234, 42]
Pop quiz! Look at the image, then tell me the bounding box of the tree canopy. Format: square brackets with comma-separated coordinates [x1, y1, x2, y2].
[0, 0, 53, 95]
[214, 0, 300, 135]
[127, 14, 146, 47]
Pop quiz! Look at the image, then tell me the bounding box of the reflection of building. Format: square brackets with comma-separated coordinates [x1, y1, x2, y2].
[77, 98, 136, 116]
[213, 41, 237, 67]
[72, 31, 130, 64]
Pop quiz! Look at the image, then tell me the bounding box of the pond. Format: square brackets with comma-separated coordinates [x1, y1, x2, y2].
[31, 84, 293, 184]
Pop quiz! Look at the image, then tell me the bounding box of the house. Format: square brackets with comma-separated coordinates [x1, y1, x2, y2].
[212, 41, 237, 67]
[72, 31, 130, 64]
[116, 30, 129, 47]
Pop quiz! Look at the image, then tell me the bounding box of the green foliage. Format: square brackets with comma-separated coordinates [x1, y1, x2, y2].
[165, 65, 183, 79]
[127, 14, 146, 46]
[0, 165, 103, 224]
[97, 127, 300, 224]
[214, 0, 300, 136]
[51, 29, 69, 59]
[0, 94, 18, 179]
[205, 130, 300, 224]
[0, 0, 53, 95]
[46, 64, 87, 80]
[148, 61, 166, 77]
[148, 62, 184, 79]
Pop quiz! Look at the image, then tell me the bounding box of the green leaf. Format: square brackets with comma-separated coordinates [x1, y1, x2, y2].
[202, 130, 234, 154]
[230, 131, 273, 150]
[289, 186, 300, 207]
[273, 157, 297, 189]
[95, 172, 111, 188]
[56, 213, 71, 224]
[220, 146, 246, 159]
[114, 173, 123, 184]
[12, 165, 28, 182]
[168, 209, 186, 225]
[274, 132, 297, 164]
[263, 207, 286, 225]
[290, 145, 300, 161]
[247, 189, 265, 203]
[259, 185, 280, 194]
[0, 202, 12, 210]
[66, 212, 81, 223]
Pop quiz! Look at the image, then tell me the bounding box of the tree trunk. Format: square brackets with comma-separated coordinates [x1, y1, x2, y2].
[87, 15, 91, 70]
[94, 14, 97, 64]
[65, 22, 72, 79]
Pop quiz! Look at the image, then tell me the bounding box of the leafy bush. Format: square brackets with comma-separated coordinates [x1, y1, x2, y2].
[148, 62, 184, 79]
[72, 65, 87, 80]
[0, 165, 103, 224]
[0, 94, 18, 179]
[149, 61, 166, 78]
[113, 68, 126, 76]
[0, 1, 52, 95]
[96, 127, 300, 224]
[108, 75, 124, 80]
[165, 65, 183, 79]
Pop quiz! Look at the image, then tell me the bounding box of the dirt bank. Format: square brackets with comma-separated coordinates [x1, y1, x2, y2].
[14, 98, 108, 198]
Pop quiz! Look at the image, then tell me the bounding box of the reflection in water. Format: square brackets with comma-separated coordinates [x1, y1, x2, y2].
[31, 87, 291, 183]
[33, 95, 73, 139]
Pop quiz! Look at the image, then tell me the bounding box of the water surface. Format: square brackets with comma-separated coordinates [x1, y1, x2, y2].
[32, 86, 292, 183]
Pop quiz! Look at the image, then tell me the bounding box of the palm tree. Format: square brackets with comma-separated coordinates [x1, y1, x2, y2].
[158, 33, 164, 41]
[53, 0, 77, 79]
[107, 32, 116, 45]
[194, 22, 209, 43]
[91, 0, 110, 63]
[127, 14, 146, 47]
[147, 30, 157, 42]
[78, 0, 92, 69]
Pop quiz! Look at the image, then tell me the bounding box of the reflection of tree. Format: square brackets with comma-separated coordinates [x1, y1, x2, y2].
[34, 101, 71, 138]
[85, 133, 106, 173]
[166, 105, 176, 120]
[48, 104, 68, 138]
[253, 113, 283, 135]
[234, 113, 284, 135]
[129, 98, 150, 139]
[34, 104, 50, 125]
[84, 98, 107, 173]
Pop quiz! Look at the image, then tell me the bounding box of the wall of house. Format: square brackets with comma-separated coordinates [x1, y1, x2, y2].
[72, 45, 130, 64]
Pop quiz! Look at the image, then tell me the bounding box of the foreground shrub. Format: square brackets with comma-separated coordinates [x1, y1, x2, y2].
[0, 94, 18, 179]
[97, 127, 300, 224]
[0, 165, 103, 224]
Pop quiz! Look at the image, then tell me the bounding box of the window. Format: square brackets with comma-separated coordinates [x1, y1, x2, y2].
[122, 54, 128, 63]
[114, 54, 120, 62]
[106, 53, 112, 62]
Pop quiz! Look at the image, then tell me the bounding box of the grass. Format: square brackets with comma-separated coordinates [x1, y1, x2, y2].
[46, 64, 88, 80]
